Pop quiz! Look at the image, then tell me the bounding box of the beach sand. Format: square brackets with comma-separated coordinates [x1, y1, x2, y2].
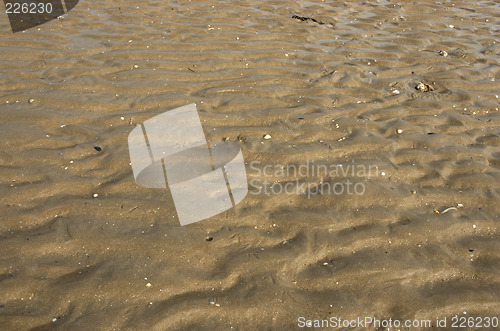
[0, 0, 499, 329]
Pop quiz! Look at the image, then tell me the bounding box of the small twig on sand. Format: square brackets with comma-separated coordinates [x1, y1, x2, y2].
[292, 15, 325, 25]
[441, 207, 458, 214]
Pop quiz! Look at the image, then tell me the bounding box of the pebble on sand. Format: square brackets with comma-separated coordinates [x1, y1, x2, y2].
[93, 193, 99, 198]
[438, 50, 448, 57]
[397, 129, 403, 134]
[28, 98, 35, 104]
[263, 134, 272, 140]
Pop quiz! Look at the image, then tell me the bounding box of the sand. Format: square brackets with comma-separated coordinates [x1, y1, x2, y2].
[1, 0, 499, 329]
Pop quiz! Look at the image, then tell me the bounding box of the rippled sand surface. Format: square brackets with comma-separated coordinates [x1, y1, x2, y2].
[1, 0, 499, 329]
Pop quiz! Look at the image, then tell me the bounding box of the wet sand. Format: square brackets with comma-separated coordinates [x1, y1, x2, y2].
[0, 0, 499, 329]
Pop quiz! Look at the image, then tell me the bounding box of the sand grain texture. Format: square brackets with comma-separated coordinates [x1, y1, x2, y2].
[0, 0, 499, 329]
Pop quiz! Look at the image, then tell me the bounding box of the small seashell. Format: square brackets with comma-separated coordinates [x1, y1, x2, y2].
[28, 98, 35, 104]
[416, 82, 435, 92]
[397, 129, 403, 134]
[392, 89, 400, 95]
[133, 65, 139, 69]
[93, 193, 99, 198]
[146, 283, 152, 288]
[438, 50, 448, 57]
[263, 134, 271, 140]
[441, 206, 458, 214]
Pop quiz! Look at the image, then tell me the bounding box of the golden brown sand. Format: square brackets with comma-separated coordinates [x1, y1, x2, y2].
[1, 0, 499, 329]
